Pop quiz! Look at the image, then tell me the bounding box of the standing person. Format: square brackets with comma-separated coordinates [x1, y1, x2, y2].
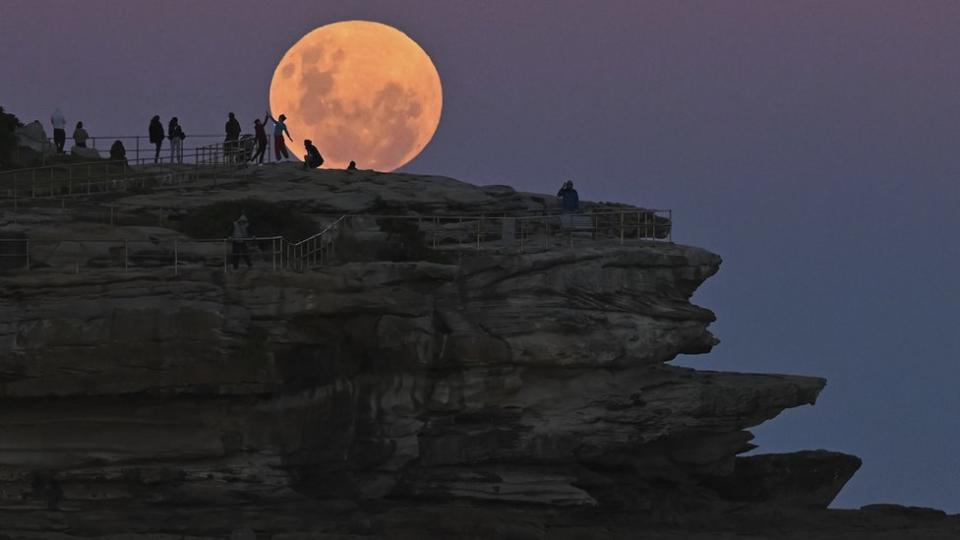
[72, 121, 89, 148]
[224, 112, 241, 161]
[168, 117, 185, 164]
[149, 115, 165, 164]
[302, 139, 323, 170]
[557, 180, 579, 213]
[250, 116, 268, 165]
[51, 107, 67, 153]
[266, 111, 292, 161]
[230, 212, 253, 270]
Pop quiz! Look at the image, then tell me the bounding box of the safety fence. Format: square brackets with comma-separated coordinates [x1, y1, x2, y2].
[25, 134, 276, 165]
[0, 236, 284, 276]
[0, 140, 254, 203]
[0, 209, 671, 276]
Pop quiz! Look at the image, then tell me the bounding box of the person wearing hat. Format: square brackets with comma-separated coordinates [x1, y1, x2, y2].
[302, 139, 324, 170]
[557, 180, 579, 213]
[266, 110, 293, 161]
[230, 212, 253, 270]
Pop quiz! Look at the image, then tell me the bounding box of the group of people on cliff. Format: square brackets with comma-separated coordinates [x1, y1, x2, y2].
[50, 107, 334, 170]
[50, 107, 127, 163]
[50, 107, 89, 153]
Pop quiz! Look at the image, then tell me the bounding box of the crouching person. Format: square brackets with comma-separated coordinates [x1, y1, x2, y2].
[303, 139, 324, 170]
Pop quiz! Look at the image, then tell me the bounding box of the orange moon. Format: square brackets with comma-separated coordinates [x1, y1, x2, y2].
[269, 20, 443, 171]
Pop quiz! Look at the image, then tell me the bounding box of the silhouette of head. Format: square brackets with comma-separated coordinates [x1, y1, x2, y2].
[278, 114, 287, 121]
[228, 112, 235, 119]
[304, 139, 312, 145]
[152, 115, 160, 122]
[565, 180, 574, 188]
[76, 122, 83, 129]
[171, 117, 178, 124]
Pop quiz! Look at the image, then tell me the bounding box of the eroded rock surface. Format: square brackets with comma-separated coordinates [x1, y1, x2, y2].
[0, 166, 953, 538]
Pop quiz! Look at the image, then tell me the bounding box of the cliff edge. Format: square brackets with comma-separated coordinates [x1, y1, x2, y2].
[0, 165, 955, 539]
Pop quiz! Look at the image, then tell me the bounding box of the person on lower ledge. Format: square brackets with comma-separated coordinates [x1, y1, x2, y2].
[230, 212, 253, 270]
[302, 139, 324, 170]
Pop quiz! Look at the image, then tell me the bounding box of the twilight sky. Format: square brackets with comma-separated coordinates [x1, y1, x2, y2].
[3, 0, 959, 511]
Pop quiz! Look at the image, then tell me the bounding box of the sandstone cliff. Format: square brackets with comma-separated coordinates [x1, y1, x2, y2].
[0, 165, 955, 539]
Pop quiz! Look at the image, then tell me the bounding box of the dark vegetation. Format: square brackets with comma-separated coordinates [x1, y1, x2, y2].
[176, 198, 317, 241]
[0, 106, 23, 170]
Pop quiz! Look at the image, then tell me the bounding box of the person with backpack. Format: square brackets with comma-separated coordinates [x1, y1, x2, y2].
[250, 115, 269, 165]
[168, 117, 185, 164]
[224, 112, 241, 161]
[149, 115, 165, 163]
[302, 139, 323, 170]
[265, 111, 292, 161]
[72, 121, 89, 148]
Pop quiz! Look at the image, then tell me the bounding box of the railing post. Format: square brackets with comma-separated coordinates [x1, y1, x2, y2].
[173, 239, 179, 276]
[620, 211, 624, 245]
[124, 240, 128, 271]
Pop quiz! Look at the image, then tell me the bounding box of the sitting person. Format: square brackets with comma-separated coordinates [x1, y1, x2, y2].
[302, 139, 324, 170]
[73, 121, 89, 148]
[109, 140, 127, 163]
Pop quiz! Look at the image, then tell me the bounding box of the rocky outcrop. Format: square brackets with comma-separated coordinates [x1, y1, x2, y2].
[0, 166, 953, 538]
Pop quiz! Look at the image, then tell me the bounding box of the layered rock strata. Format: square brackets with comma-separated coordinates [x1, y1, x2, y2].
[0, 166, 952, 538]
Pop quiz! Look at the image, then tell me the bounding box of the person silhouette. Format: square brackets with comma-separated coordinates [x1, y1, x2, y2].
[225, 112, 241, 161]
[149, 115, 165, 163]
[557, 180, 579, 212]
[168, 117, 184, 164]
[72, 122, 89, 148]
[51, 107, 66, 153]
[266, 111, 292, 161]
[250, 115, 268, 165]
[302, 139, 323, 170]
[230, 212, 253, 270]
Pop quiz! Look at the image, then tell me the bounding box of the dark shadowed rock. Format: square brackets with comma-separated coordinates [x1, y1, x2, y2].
[0, 166, 953, 538]
[706, 450, 862, 508]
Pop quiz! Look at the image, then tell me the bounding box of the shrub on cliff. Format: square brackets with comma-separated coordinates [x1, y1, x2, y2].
[0, 106, 24, 169]
[178, 198, 317, 240]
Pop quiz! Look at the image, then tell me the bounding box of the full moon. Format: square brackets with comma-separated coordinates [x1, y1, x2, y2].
[269, 20, 443, 171]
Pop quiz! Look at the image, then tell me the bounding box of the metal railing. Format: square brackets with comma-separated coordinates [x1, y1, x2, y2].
[0, 236, 284, 275]
[0, 209, 672, 276]
[0, 140, 255, 203]
[285, 215, 349, 272]
[10, 133, 274, 168]
[282, 209, 672, 272]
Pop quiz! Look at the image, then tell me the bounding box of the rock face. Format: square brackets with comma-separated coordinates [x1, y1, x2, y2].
[0, 166, 955, 538]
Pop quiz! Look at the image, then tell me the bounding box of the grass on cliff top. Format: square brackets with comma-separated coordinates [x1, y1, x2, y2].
[177, 198, 317, 241]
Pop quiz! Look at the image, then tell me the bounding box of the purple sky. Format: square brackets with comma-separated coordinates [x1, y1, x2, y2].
[3, 0, 960, 511]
